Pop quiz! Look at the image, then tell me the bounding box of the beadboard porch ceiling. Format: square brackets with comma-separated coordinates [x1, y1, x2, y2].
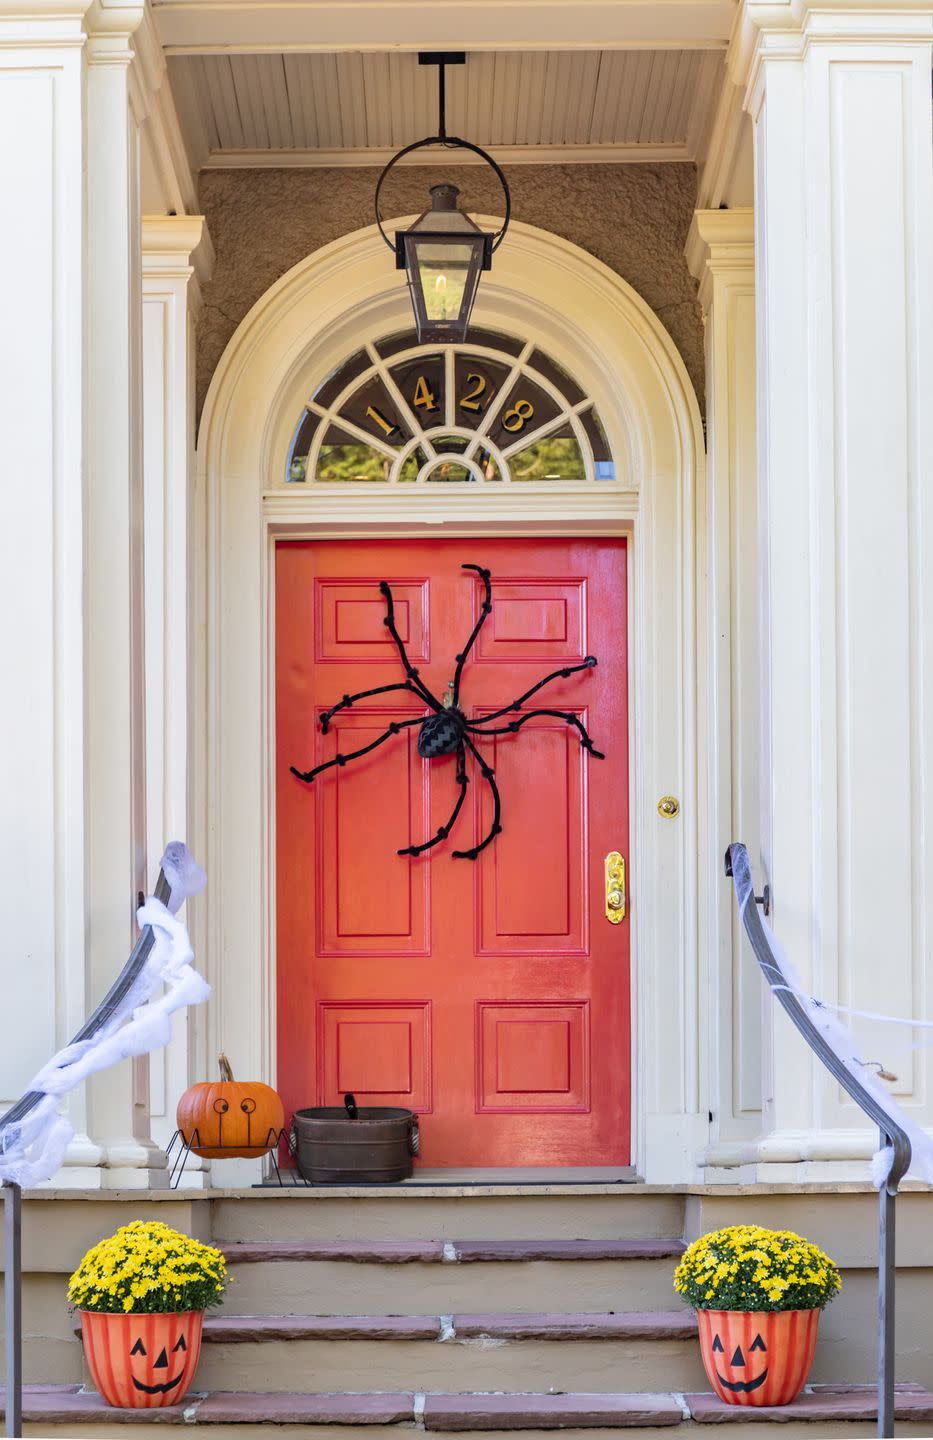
[167, 48, 725, 169]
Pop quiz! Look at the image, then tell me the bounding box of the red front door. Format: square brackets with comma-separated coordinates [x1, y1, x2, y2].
[276, 538, 630, 1166]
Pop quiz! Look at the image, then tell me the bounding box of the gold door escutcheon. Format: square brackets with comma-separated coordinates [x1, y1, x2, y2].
[604, 851, 626, 924]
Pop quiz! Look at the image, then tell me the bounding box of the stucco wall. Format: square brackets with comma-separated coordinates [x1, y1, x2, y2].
[196, 163, 704, 420]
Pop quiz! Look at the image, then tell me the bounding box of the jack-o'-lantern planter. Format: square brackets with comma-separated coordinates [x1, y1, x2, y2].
[68, 1221, 226, 1409]
[674, 1225, 841, 1406]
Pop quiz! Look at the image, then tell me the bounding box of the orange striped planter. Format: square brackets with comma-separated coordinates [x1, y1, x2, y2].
[80, 1310, 204, 1409]
[697, 1309, 820, 1406]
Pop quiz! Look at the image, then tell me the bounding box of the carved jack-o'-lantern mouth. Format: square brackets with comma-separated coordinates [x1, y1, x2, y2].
[132, 1374, 185, 1395]
[712, 1332, 768, 1393]
[129, 1334, 187, 1394]
[716, 1369, 769, 1394]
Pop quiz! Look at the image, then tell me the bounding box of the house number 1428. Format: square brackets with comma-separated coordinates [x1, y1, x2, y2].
[366, 376, 536, 438]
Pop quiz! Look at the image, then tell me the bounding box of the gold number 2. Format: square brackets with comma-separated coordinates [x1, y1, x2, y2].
[502, 398, 535, 433]
[460, 373, 487, 412]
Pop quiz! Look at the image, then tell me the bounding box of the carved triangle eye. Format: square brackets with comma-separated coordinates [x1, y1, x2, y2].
[130, 1339, 146, 1357]
[750, 1334, 767, 1353]
[173, 1335, 187, 1353]
[711, 1335, 724, 1353]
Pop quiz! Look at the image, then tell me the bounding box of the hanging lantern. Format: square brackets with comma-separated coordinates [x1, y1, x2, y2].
[397, 183, 492, 343]
[374, 53, 510, 343]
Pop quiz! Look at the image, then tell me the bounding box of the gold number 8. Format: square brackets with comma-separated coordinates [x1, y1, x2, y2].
[502, 398, 534, 433]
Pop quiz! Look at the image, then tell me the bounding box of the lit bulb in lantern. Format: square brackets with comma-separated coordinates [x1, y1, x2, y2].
[435, 272, 448, 319]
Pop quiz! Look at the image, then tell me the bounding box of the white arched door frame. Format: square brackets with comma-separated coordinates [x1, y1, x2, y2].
[196, 217, 706, 1181]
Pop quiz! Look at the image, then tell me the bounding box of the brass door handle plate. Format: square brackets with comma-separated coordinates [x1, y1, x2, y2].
[604, 851, 626, 924]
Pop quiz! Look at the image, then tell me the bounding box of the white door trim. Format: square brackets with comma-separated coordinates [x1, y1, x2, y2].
[196, 216, 706, 1183]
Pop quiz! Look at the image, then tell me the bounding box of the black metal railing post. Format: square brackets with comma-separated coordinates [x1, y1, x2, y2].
[878, 1127, 896, 1440]
[3, 1181, 21, 1438]
[725, 842, 910, 1440]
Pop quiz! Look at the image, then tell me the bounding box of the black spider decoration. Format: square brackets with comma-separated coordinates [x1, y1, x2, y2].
[290, 564, 605, 860]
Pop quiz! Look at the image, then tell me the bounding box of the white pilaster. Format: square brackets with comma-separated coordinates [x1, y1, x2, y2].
[142, 215, 213, 1182]
[686, 210, 762, 1169]
[733, 2, 933, 1176]
[0, 4, 102, 1182]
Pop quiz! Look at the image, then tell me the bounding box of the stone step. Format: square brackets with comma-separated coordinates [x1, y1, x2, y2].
[7, 1383, 933, 1438]
[209, 1190, 686, 1244]
[185, 1310, 709, 1394]
[219, 1238, 686, 1315]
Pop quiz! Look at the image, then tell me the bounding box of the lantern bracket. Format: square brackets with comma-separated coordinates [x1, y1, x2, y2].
[374, 52, 511, 257]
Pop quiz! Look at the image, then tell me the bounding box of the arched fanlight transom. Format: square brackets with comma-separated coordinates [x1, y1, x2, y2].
[285, 329, 615, 486]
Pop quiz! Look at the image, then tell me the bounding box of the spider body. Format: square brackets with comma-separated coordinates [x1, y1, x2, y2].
[418, 706, 467, 759]
[290, 563, 604, 860]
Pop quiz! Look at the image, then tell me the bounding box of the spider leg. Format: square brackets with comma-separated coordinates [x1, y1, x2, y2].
[452, 564, 493, 707]
[380, 580, 443, 711]
[319, 680, 423, 733]
[290, 715, 425, 784]
[473, 657, 598, 724]
[452, 734, 502, 861]
[466, 707, 605, 759]
[397, 741, 469, 856]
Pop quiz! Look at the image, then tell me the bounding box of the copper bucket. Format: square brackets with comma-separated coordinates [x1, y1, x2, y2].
[292, 1095, 419, 1183]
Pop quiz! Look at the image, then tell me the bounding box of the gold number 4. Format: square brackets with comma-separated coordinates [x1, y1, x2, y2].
[412, 375, 437, 412]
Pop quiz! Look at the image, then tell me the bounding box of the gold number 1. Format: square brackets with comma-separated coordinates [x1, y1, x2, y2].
[366, 405, 399, 438]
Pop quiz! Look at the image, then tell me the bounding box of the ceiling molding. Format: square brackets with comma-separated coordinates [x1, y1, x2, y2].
[199, 142, 696, 170]
[153, 1, 735, 55]
[694, 65, 748, 208]
[131, 5, 199, 211]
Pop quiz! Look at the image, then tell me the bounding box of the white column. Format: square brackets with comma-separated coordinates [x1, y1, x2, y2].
[734, 2, 933, 1175]
[686, 210, 762, 1172]
[83, 2, 172, 1186]
[142, 215, 213, 1180]
[0, 5, 102, 1182]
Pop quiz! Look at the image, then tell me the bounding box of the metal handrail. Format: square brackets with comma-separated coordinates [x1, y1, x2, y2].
[1, 862, 176, 1439]
[725, 841, 911, 1439]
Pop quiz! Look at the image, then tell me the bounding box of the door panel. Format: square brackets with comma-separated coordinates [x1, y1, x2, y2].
[276, 538, 630, 1166]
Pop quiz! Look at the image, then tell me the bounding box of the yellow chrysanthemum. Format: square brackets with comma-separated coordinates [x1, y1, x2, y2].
[673, 1223, 840, 1314]
[68, 1222, 226, 1317]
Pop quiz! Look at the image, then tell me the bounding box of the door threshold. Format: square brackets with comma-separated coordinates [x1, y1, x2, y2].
[259, 1165, 639, 1189]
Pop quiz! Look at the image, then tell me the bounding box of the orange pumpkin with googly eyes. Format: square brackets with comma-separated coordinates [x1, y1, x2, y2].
[80, 1310, 204, 1409]
[176, 1053, 284, 1159]
[697, 1309, 821, 1406]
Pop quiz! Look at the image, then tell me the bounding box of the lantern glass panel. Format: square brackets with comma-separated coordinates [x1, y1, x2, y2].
[412, 240, 474, 323]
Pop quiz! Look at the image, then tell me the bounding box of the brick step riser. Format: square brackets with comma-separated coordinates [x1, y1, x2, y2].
[210, 1194, 686, 1244]
[131, 1338, 711, 1395]
[221, 1258, 680, 1315]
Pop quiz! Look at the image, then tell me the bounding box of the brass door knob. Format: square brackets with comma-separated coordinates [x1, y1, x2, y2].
[607, 889, 624, 910]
